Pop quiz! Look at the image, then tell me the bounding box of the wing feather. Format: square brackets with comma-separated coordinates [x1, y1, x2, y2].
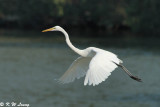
[58, 57, 91, 84]
[84, 51, 120, 86]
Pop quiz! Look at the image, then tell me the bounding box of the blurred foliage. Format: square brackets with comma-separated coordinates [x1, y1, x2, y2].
[125, 0, 160, 36]
[0, 0, 160, 36]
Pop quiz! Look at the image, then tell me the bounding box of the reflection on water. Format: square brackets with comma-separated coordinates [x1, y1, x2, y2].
[0, 36, 160, 107]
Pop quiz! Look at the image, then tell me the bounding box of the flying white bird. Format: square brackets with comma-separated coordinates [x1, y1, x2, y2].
[42, 26, 142, 86]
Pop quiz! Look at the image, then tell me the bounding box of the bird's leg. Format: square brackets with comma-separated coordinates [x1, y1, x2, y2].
[114, 62, 142, 82]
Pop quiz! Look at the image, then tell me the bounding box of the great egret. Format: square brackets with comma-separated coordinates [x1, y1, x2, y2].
[42, 26, 142, 86]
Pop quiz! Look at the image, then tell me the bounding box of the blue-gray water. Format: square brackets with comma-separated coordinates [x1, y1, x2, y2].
[0, 36, 160, 107]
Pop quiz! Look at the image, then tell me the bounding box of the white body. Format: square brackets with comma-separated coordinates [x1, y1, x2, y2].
[59, 46, 122, 86]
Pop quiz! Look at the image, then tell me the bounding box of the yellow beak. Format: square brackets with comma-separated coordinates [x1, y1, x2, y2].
[42, 28, 55, 32]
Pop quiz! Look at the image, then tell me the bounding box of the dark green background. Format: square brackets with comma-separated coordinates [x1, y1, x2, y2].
[0, 0, 160, 37]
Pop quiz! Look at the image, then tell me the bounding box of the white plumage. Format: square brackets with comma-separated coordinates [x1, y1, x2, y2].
[84, 48, 120, 86]
[42, 26, 141, 86]
[59, 48, 121, 86]
[59, 56, 91, 84]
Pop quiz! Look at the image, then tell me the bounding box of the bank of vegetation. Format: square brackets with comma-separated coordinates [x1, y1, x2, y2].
[0, 0, 159, 37]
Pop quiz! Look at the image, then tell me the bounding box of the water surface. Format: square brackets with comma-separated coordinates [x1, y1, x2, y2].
[0, 33, 159, 107]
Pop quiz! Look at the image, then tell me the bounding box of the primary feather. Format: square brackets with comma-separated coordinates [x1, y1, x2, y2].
[84, 48, 121, 86]
[58, 56, 92, 84]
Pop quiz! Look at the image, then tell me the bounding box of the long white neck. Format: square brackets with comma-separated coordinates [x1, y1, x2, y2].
[60, 28, 85, 56]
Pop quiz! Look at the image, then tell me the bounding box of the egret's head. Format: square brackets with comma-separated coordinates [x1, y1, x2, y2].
[42, 26, 63, 32]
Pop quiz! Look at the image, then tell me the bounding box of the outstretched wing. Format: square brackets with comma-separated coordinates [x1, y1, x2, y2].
[58, 57, 92, 84]
[84, 51, 120, 86]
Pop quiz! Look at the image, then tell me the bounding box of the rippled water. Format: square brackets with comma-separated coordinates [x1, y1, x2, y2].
[0, 37, 160, 107]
